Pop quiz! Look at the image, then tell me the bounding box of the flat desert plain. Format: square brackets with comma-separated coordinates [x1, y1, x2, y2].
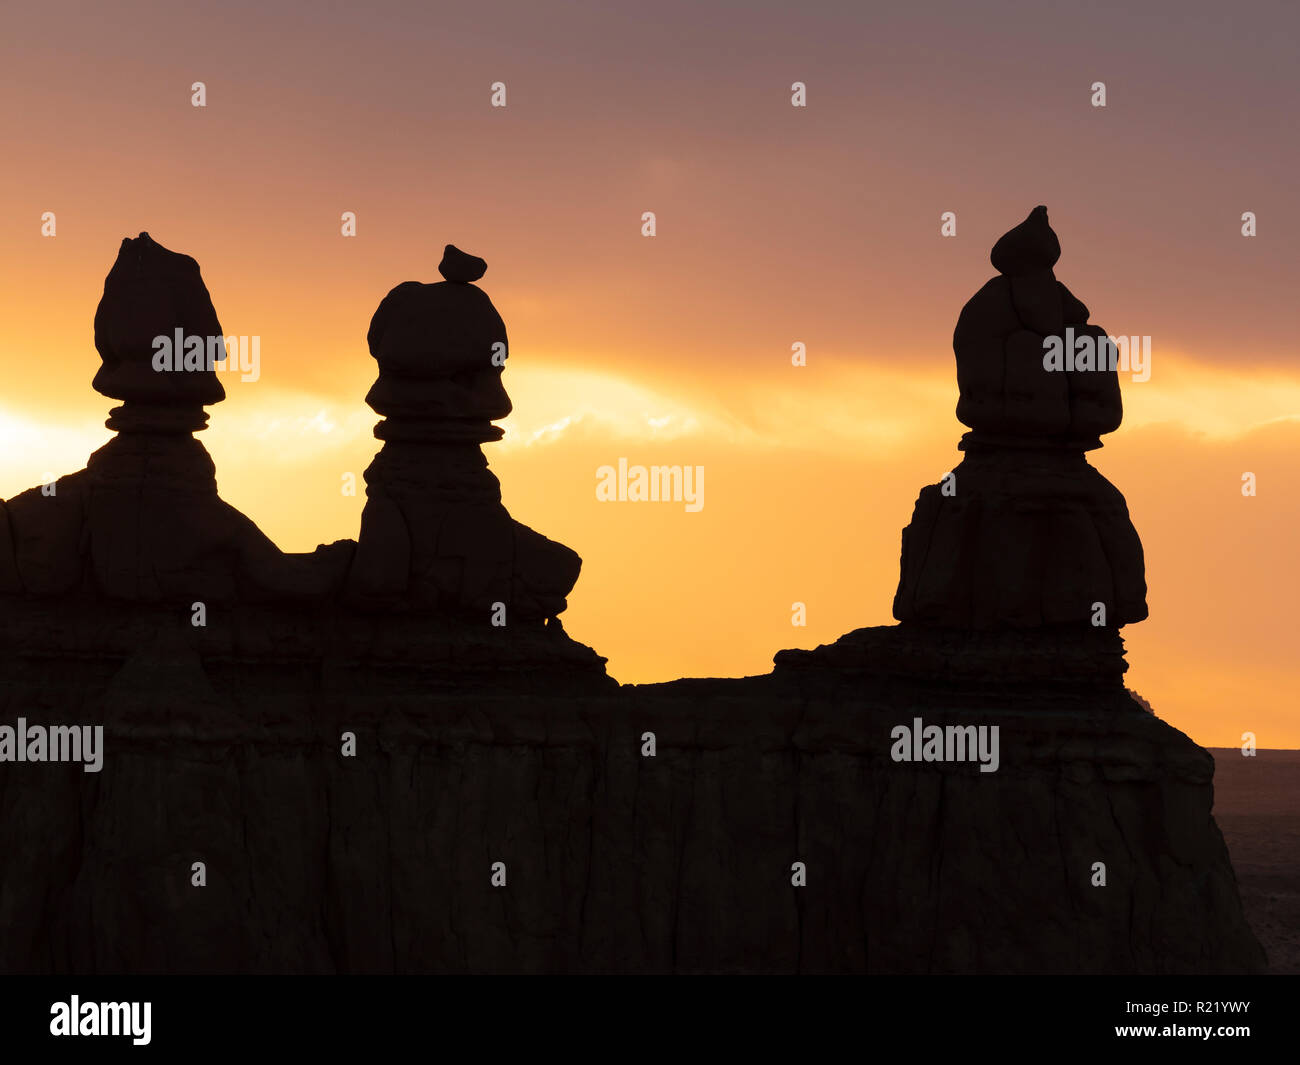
[1210, 748, 1300, 973]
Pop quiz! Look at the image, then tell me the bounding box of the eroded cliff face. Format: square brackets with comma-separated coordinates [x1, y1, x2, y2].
[0, 605, 1264, 974]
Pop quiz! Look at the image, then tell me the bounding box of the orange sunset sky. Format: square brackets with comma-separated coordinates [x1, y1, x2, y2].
[1, 1, 1296, 747]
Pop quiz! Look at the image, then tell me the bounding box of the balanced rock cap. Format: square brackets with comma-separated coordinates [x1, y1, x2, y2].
[438, 244, 487, 283]
[990, 206, 1061, 276]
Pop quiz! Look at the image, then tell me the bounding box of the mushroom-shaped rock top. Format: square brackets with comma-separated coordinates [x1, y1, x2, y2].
[92, 231, 226, 407]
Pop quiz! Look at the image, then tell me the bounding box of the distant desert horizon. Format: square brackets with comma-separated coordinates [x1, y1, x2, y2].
[1209, 748, 1300, 973]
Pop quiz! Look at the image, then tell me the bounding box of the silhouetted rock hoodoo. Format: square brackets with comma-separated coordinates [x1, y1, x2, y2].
[1, 232, 348, 604]
[892, 206, 1148, 645]
[348, 245, 582, 623]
